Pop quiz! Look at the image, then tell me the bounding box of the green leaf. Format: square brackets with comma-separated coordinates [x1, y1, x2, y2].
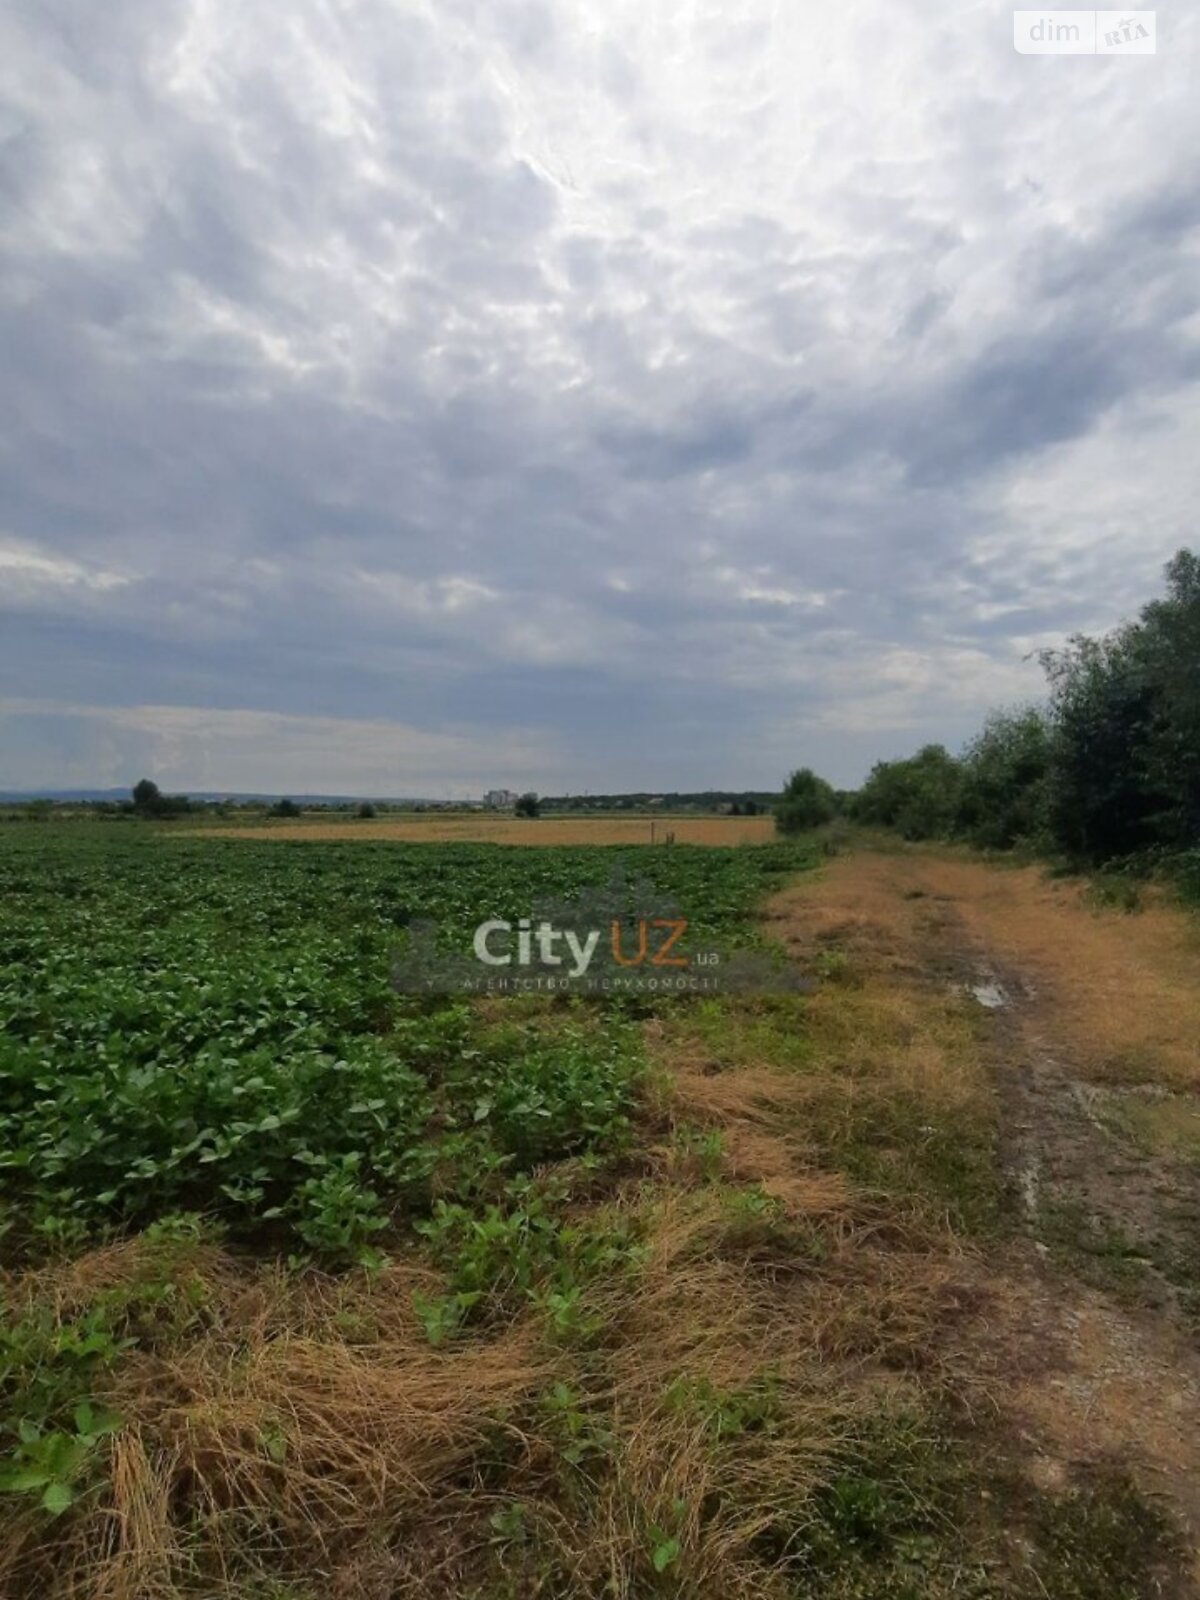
[41, 1480, 75, 1515]
[0, 1467, 51, 1492]
[74, 1402, 121, 1439]
[261, 1424, 287, 1463]
[652, 1536, 681, 1573]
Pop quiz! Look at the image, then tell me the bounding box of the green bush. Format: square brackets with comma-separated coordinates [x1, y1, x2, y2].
[853, 745, 961, 840]
[956, 706, 1049, 849]
[1035, 549, 1198, 863]
[775, 769, 837, 835]
[847, 550, 1200, 872]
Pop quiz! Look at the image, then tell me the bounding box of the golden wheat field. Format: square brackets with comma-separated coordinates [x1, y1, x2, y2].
[188, 813, 778, 846]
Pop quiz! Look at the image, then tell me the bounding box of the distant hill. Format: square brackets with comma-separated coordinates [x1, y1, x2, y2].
[540, 790, 778, 811]
[0, 789, 437, 805]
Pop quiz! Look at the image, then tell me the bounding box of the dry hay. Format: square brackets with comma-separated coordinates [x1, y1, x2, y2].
[186, 814, 777, 848]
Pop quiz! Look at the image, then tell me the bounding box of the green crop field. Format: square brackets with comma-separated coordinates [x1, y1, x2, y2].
[0, 828, 806, 1257]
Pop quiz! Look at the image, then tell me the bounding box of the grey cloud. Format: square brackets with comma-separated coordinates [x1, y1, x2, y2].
[595, 413, 755, 479]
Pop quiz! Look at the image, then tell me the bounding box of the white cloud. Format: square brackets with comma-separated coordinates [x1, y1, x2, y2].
[0, 540, 133, 599]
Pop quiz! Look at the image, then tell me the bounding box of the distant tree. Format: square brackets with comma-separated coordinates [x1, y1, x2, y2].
[514, 792, 540, 818]
[271, 798, 302, 818]
[131, 779, 195, 819]
[357, 801, 376, 819]
[132, 778, 163, 815]
[775, 768, 837, 835]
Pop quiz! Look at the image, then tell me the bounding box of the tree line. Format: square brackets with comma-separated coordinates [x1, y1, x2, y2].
[779, 549, 1200, 874]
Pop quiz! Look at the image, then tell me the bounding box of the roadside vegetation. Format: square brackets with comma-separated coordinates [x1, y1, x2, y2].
[774, 768, 838, 835]
[844, 549, 1200, 887]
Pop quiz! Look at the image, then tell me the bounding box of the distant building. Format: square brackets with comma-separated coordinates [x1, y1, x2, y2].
[483, 788, 518, 808]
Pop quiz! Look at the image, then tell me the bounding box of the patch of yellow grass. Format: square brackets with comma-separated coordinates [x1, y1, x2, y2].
[1, 1189, 965, 1600]
[889, 850, 1200, 1090]
[778, 844, 1200, 1091]
[801, 981, 989, 1120]
[720, 1128, 855, 1221]
[668, 1062, 807, 1128]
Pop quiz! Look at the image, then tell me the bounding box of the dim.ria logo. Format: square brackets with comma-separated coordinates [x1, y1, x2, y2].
[1013, 10, 1156, 53]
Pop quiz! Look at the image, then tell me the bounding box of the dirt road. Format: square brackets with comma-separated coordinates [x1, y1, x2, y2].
[771, 841, 1200, 1587]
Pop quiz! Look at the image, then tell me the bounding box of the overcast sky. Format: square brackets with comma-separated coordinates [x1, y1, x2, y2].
[2, 1, 1198, 796]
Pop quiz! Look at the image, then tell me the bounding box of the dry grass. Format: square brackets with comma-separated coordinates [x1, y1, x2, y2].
[769, 841, 1200, 1576]
[185, 814, 776, 847]
[812, 847, 1200, 1090]
[0, 1202, 961, 1600]
[0, 1249, 557, 1599]
[667, 1061, 808, 1129]
[661, 856, 1001, 1238]
[775, 844, 1200, 1091]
